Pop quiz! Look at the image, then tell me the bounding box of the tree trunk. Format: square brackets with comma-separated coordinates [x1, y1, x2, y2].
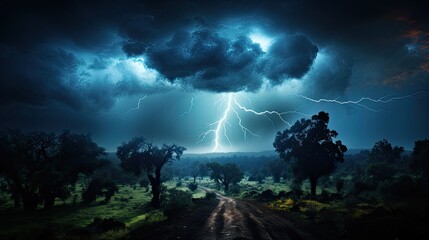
[310, 176, 318, 196]
[13, 193, 21, 208]
[43, 195, 56, 209]
[148, 168, 162, 209]
[22, 192, 38, 211]
[224, 179, 229, 192]
[150, 181, 161, 208]
[193, 176, 197, 183]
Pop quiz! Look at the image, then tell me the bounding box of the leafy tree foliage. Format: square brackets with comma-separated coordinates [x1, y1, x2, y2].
[198, 163, 209, 180]
[82, 178, 118, 204]
[267, 159, 286, 183]
[207, 162, 244, 191]
[369, 139, 404, 163]
[410, 139, 429, 180]
[188, 182, 198, 191]
[273, 111, 347, 196]
[116, 137, 185, 208]
[365, 139, 404, 183]
[0, 130, 106, 210]
[189, 161, 201, 182]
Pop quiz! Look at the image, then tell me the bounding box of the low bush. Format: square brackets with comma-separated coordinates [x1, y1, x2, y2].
[162, 188, 192, 210]
[82, 178, 118, 204]
[204, 191, 217, 201]
[228, 185, 241, 195]
[188, 182, 198, 191]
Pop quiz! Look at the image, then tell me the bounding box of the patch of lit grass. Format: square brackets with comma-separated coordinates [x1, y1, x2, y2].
[0, 184, 164, 239]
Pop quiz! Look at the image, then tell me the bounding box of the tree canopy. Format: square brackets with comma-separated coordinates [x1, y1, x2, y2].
[410, 139, 429, 180]
[273, 111, 347, 196]
[0, 130, 106, 210]
[207, 162, 244, 191]
[117, 137, 185, 208]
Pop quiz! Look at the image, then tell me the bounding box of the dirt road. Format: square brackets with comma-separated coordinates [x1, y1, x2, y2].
[198, 188, 312, 240]
[125, 188, 314, 240]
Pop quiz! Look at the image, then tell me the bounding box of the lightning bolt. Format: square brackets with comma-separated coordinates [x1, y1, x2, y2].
[295, 91, 427, 112]
[124, 95, 147, 114]
[180, 97, 194, 117]
[198, 93, 233, 152]
[234, 98, 310, 127]
[198, 93, 307, 152]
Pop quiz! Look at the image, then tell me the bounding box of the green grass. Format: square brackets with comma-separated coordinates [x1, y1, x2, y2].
[0, 182, 188, 239]
[0, 179, 213, 239]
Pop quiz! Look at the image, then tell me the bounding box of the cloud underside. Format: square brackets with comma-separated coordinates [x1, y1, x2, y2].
[142, 30, 319, 92]
[1, 0, 428, 111]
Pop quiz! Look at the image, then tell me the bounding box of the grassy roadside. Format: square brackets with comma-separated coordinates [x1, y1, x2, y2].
[0, 181, 206, 240]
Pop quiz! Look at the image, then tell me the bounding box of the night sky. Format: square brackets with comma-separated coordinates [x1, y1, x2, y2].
[1, 0, 428, 153]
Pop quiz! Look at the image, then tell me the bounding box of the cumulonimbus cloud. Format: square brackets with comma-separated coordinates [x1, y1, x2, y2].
[141, 28, 319, 93]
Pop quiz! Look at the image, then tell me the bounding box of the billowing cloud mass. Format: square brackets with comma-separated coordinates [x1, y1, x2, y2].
[1, 0, 428, 152]
[144, 29, 318, 92]
[146, 29, 264, 92]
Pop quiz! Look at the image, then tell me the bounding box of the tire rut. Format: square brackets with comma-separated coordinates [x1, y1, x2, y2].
[199, 188, 312, 240]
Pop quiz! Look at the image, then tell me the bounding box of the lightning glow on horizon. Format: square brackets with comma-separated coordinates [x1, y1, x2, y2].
[125, 90, 427, 153]
[197, 93, 309, 152]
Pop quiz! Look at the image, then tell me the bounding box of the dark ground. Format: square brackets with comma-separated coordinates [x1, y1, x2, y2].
[124, 191, 316, 240]
[123, 189, 429, 240]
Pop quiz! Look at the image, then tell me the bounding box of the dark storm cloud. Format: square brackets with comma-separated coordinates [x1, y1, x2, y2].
[1, 0, 428, 152]
[145, 29, 265, 92]
[122, 41, 151, 57]
[303, 49, 353, 98]
[2, 0, 425, 106]
[0, 45, 82, 109]
[262, 35, 318, 85]
[143, 30, 318, 92]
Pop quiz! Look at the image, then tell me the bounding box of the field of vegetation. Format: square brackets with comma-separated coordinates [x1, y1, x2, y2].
[1, 113, 429, 239]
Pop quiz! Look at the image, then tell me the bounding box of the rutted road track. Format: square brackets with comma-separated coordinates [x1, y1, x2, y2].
[199, 187, 313, 240]
[125, 187, 314, 240]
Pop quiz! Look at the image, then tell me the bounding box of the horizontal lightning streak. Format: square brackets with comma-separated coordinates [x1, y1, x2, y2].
[295, 91, 427, 112]
[234, 99, 310, 127]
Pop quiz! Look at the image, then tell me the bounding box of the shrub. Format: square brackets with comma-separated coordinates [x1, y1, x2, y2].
[139, 177, 149, 188]
[162, 188, 192, 210]
[336, 178, 345, 194]
[82, 178, 118, 204]
[259, 189, 276, 201]
[228, 185, 241, 195]
[378, 175, 418, 200]
[188, 182, 198, 191]
[0, 192, 8, 206]
[204, 191, 217, 201]
[268, 198, 295, 211]
[241, 190, 258, 199]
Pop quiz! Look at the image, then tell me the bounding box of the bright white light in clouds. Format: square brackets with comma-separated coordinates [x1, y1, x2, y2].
[249, 32, 273, 52]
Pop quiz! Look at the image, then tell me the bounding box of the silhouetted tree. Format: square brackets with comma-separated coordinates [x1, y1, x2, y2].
[0, 130, 106, 210]
[369, 139, 404, 163]
[82, 178, 118, 204]
[410, 139, 429, 181]
[273, 111, 347, 196]
[268, 159, 285, 183]
[117, 137, 185, 208]
[189, 161, 200, 182]
[207, 162, 244, 191]
[365, 139, 404, 183]
[198, 162, 209, 180]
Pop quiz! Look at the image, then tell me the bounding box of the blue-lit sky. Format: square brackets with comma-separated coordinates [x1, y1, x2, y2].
[1, 0, 428, 153]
